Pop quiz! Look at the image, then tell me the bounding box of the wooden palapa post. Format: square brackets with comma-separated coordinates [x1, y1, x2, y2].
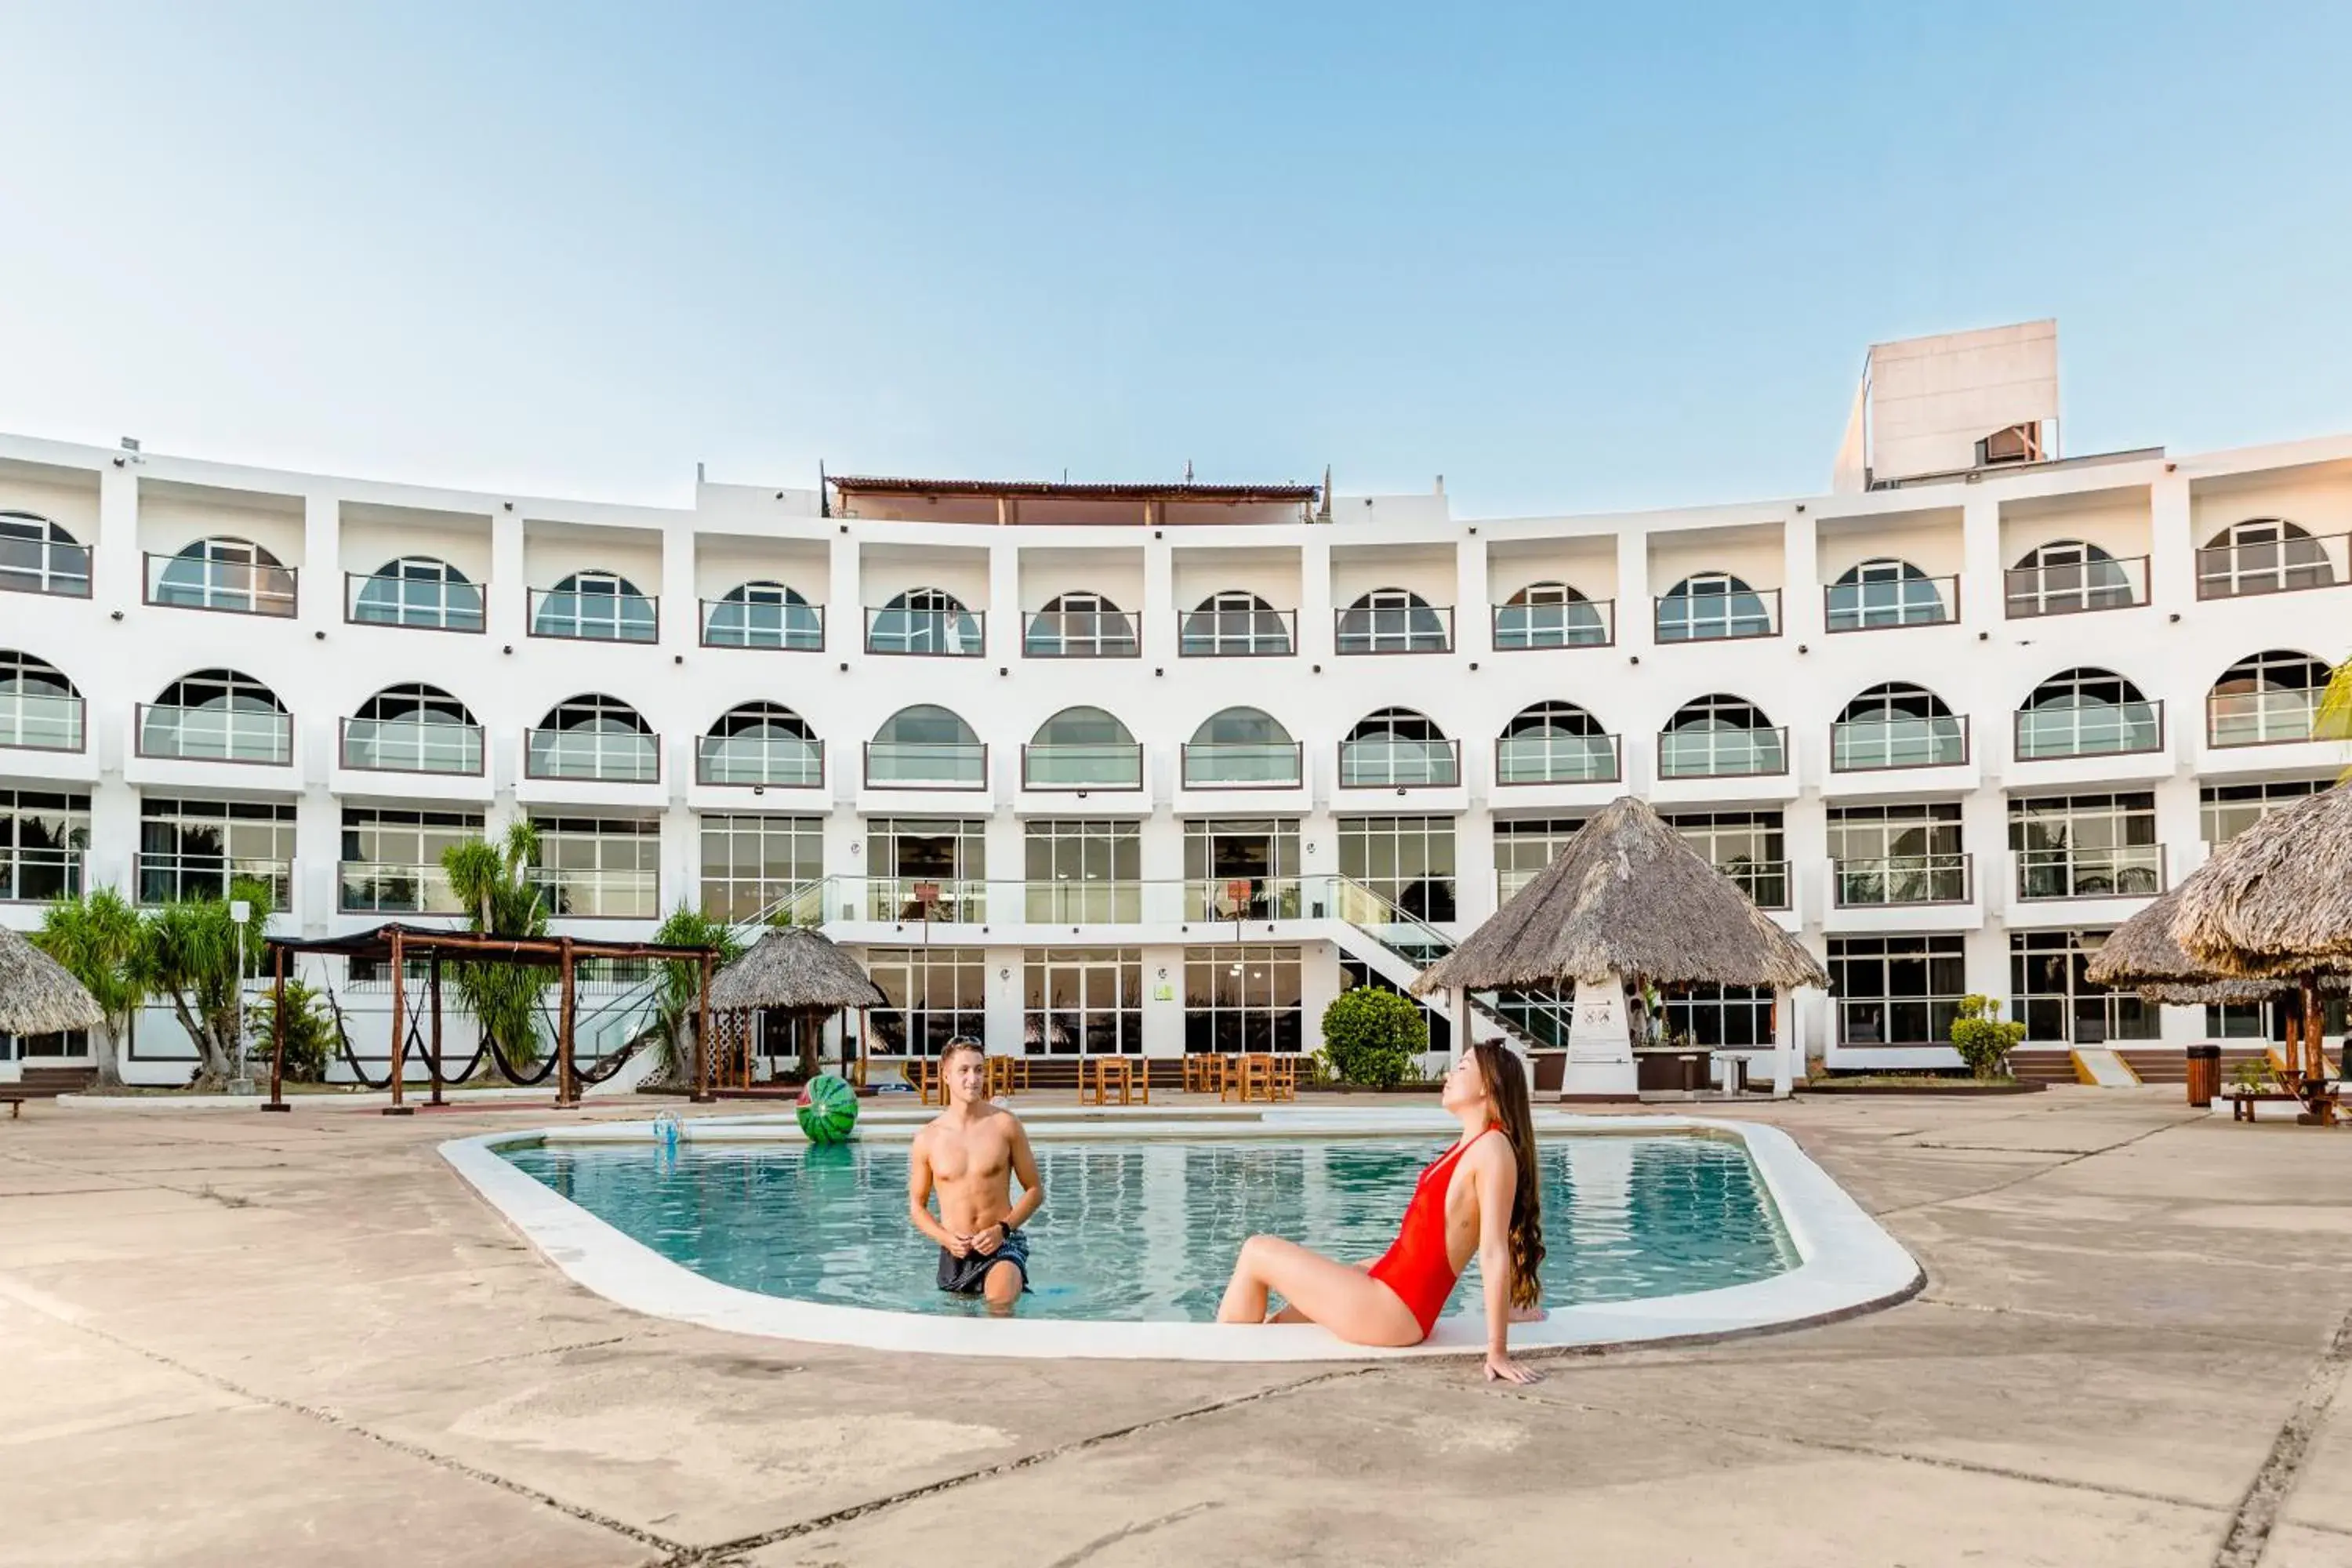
[261, 944, 289, 1112]
[556, 937, 577, 1109]
[692, 952, 717, 1103]
[426, 951, 445, 1108]
[382, 927, 412, 1116]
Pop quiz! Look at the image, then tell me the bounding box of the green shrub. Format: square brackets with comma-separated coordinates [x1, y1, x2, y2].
[1319, 986, 1430, 1088]
[246, 978, 335, 1083]
[1948, 994, 2027, 1081]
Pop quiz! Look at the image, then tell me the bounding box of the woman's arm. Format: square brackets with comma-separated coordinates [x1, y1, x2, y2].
[1474, 1142, 1541, 1384]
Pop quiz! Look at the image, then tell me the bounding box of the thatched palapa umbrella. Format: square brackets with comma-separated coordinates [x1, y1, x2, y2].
[1414, 796, 1826, 1099]
[2085, 882, 2344, 1006]
[0, 926, 105, 1039]
[710, 927, 887, 1087]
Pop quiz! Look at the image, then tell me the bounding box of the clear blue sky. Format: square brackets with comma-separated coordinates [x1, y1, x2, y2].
[5, 3, 2349, 517]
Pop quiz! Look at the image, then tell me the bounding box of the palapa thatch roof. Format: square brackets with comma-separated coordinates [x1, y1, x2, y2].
[709, 927, 887, 1014]
[2085, 882, 2343, 1004]
[1413, 795, 1828, 995]
[0, 927, 105, 1036]
[2174, 781, 2352, 979]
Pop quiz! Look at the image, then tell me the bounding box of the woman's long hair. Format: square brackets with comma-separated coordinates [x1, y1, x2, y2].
[1468, 1040, 1546, 1309]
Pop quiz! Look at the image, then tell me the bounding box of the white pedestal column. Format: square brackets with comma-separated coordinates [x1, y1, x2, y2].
[1562, 975, 1638, 1101]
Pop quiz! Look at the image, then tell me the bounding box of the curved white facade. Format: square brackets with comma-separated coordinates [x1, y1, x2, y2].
[2, 395, 2348, 1084]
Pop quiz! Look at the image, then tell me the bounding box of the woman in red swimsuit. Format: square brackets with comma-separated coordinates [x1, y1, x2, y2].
[1214, 1040, 1547, 1382]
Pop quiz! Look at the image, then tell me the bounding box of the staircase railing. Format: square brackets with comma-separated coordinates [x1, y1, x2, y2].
[1319, 874, 1577, 1050]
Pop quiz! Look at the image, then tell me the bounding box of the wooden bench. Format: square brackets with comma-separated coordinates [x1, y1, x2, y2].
[2226, 1091, 2307, 1122]
[1, 1094, 23, 1120]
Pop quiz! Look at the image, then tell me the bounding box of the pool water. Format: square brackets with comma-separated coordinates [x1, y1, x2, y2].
[502, 1134, 1796, 1323]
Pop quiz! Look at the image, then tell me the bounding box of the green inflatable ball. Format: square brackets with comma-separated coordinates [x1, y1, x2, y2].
[797, 1073, 860, 1145]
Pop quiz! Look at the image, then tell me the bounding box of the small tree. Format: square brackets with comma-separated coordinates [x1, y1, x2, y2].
[34, 887, 146, 1090]
[1949, 994, 2027, 1081]
[246, 978, 335, 1083]
[1319, 985, 1430, 1089]
[648, 905, 746, 1087]
[442, 819, 550, 1069]
[140, 878, 275, 1088]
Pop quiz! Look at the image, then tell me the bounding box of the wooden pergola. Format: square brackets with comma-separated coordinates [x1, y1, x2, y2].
[261, 924, 724, 1115]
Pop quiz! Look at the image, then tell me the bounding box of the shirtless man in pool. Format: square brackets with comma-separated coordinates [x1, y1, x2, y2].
[906, 1038, 1044, 1313]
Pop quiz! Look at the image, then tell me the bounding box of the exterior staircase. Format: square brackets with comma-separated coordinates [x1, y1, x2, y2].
[1319, 875, 1574, 1054]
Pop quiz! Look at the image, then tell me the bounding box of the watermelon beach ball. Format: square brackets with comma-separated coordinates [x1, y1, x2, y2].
[796, 1073, 860, 1145]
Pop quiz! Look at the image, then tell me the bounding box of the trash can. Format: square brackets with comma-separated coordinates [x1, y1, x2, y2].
[2185, 1044, 2222, 1109]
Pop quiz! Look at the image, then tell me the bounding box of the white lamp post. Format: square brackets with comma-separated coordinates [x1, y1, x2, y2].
[229, 900, 254, 1095]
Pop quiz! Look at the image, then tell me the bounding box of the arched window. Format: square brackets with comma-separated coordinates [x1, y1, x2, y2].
[2016, 668, 2160, 760]
[869, 588, 981, 656]
[1025, 591, 1138, 658]
[703, 581, 822, 650]
[0, 513, 91, 597]
[867, 704, 985, 787]
[1181, 590, 1292, 657]
[1494, 581, 1609, 649]
[526, 694, 658, 782]
[2198, 518, 2337, 599]
[151, 537, 296, 617]
[139, 669, 290, 764]
[343, 684, 481, 775]
[352, 557, 483, 632]
[1832, 683, 1966, 771]
[1827, 558, 1949, 630]
[535, 570, 656, 642]
[1656, 572, 1774, 642]
[1496, 701, 1617, 785]
[1659, 695, 1785, 779]
[1340, 708, 1457, 788]
[1338, 587, 1450, 654]
[1183, 706, 1300, 788]
[2005, 540, 2137, 618]
[2209, 650, 2333, 748]
[0, 651, 82, 752]
[1024, 706, 1142, 789]
[699, 702, 822, 787]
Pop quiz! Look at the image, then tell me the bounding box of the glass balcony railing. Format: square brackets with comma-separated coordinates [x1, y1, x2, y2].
[2014, 701, 2164, 760]
[524, 727, 661, 783]
[1338, 737, 1460, 789]
[2206, 688, 2322, 748]
[1655, 588, 1778, 643]
[1336, 604, 1454, 655]
[1494, 732, 1620, 785]
[0, 690, 85, 753]
[863, 741, 987, 789]
[339, 717, 485, 775]
[1178, 607, 1296, 657]
[339, 862, 463, 915]
[1657, 725, 1788, 779]
[701, 598, 823, 651]
[1825, 575, 1956, 632]
[1833, 854, 1973, 907]
[866, 607, 984, 656]
[2196, 532, 2345, 599]
[0, 535, 91, 597]
[144, 554, 298, 617]
[1023, 608, 1140, 659]
[136, 704, 292, 765]
[345, 572, 485, 632]
[1831, 714, 1969, 771]
[1492, 598, 1613, 649]
[865, 877, 989, 924]
[2014, 844, 2165, 901]
[528, 587, 659, 643]
[136, 853, 293, 909]
[0, 846, 82, 902]
[696, 734, 825, 787]
[2005, 556, 2147, 619]
[1180, 742, 1302, 789]
[1021, 742, 1143, 791]
[1185, 876, 1304, 922]
[1023, 878, 1145, 923]
[530, 868, 660, 919]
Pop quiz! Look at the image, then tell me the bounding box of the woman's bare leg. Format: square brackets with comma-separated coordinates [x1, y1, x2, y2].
[1215, 1236, 1423, 1346]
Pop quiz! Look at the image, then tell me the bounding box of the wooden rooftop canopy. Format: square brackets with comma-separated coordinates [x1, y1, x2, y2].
[827, 475, 1319, 503]
[825, 473, 1324, 527]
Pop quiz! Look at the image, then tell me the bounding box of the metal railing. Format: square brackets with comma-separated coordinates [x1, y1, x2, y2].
[1831, 714, 1969, 771]
[0, 534, 91, 597]
[2014, 700, 2165, 760]
[339, 717, 485, 776]
[344, 572, 486, 632]
[339, 861, 464, 915]
[1020, 742, 1143, 791]
[0, 690, 85, 753]
[863, 740, 987, 789]
[1657, 725, 1789, 779]
[1022, 608, 1140, 658]
[528, 587, 659, 643]
[2206, 688, 2323, 748]
[1833, 853, 1973, 907]
[1338, 736, 1461, 789]
[2004, 554, 2148, 619]
[1492, 598, 1613, 649]
[1335, 604, 1454, 655]
[2014, 843, 2165, 901]
[144, 554, 298, 617]
[136, 704, 292, 765]
[1178, 607, 1296, 657]
[865, 607, 985, 656]
[524, 727, 661, 783]
[135, 853, 293, 909]
[0, 846, 81, 902]
[697, 734, 825, 787]
[701, 598, 823, 650]
[1825, 575, 1957, 631]
[529, 867, 661, 919]
[2196, 532, 2347, 599]
[862, 877, 989, 924]
[1654, 587, 1779, 643]
[1180, 741, 1303, 789]
[1494, 731, 1621, 785]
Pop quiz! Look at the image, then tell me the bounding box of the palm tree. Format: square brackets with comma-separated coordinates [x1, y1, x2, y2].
[33, 887, 146, 1089]
[2319, 657, 2352, 776]
[141, 878, 275, 1088]
[648, 905, 746, 1087]
[441, 818, 550, 1070]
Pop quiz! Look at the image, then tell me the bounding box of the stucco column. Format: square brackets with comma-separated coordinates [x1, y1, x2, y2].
[985, 540, 1020, 665]
[658, 520, 696, 655]
[1614, 526, 1653, 656]
[1299, 536, 1334, 665]
[829, 532, 861, 661]
[1780, 508, 1823, 644]
[1960, 495, 2003, 633]
[2148, 470, 2194, 615]
[1456, 535, 1491, 659]
[1142, 536, 1176, 668]
[488, 509, 526, 648]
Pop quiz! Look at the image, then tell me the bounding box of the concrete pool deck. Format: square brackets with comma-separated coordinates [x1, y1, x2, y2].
[4, 1089, 2350, 1566]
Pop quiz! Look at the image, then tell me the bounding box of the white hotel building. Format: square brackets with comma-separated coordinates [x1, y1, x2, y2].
[1, 320, 2346, 1088]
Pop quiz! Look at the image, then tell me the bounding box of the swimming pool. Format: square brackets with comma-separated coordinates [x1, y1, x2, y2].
[500, 1134, 1796, 1323]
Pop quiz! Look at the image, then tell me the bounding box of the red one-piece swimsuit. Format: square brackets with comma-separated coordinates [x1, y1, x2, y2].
[1367, 1126, 1498, 1341]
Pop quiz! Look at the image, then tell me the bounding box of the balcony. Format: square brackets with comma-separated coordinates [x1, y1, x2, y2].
[1834, 854, 1973, 907]
[1180, 742, 1302, 790]
[1657, 726, 1789, 780]
[1494, 731, 1621, 786]
[524, 727, 661, 783]
[863, 877, 989, 924]
[1831, 715, 1969, 772]
[863, 740, 987, 789]
[1020, 742, 1144, 792]
[1336, 604, 1454, 655]
[1492, 598, 1613, 650]
[530, 867, 660, 920]
[144, 554, 298, 618]
[136, 852, 293, 909]
[2015, 844, 2165, 901]
[696, 733, 825, 788]
[865, 607, 984, 657]
[1824, 575, 1957, 632]
[2207, 688, 2323, 749]
[345, 571, 485, 633]
[339, 717, 485, 777]
[1022, 608, 1140, 659]
[1715, 860, 1791, 910]
[0, 690, 85, 753]
[0, 845, 82, 903]
[2197, 531, 2347, 600]
[0, 532, 91, 598]
[1338, 736, 1461, 789]
[136, 704, 292, 766]
[528, 586, 658, 644]
[1185, 877, 1303, 922]
[701, 598, 823, 651]
[1654, 587, 1778, 643]
[1179, 606, 1296, 658]
[2005, 555, 2148, 619]
[339, 862, 463, 915]
[1023, 879, 1145, 924]
[2014, 702, 2164, 761]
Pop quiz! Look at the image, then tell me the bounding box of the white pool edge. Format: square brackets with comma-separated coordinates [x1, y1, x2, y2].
[437, 1112, 1922, 1362]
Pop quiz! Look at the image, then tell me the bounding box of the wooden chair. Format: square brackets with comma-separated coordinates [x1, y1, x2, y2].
[911, 1058, 941, 1106]
[1134, 1057, 1151, 1105]
[1270, 1054, 1300, 1102]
